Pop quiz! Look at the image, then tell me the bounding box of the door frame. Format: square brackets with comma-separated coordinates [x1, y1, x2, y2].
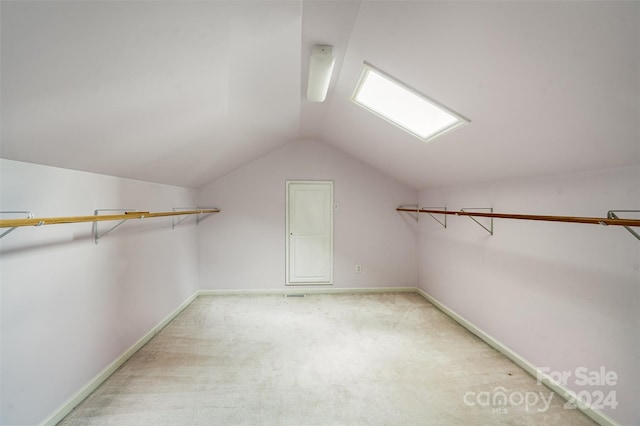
[285, 180, 334, 286]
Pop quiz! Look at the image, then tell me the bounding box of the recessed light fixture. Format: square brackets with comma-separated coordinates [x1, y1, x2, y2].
[352, 63, 469, 142]
[307, 45, 335, 102]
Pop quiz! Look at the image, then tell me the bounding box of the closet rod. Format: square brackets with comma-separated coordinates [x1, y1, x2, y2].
[396, 208, 640, 227]
[0, 209, 220, 229]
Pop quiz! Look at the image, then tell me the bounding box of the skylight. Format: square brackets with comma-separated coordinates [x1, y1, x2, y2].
[352, 63, 469, 142]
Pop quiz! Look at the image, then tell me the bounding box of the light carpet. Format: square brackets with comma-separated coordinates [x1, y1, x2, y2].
[60, 293, 595, 425]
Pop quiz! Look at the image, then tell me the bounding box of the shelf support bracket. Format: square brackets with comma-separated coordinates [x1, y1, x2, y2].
[195, 207, 218, 225]
[460, 208, 493, 235]
[93, 209, 136, 245]
[172, 208, 193, 229]
[422, 206, 447, 228]
[607, 210, 640, 241]
[172, 207, 218, 228]
[0, 211, 38, 239]
[397, 205, 419, 222]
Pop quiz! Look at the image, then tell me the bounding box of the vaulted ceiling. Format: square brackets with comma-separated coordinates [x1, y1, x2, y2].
[2, 1, 638, 189]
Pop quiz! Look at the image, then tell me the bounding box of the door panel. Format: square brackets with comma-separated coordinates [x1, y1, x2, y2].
[286, 181, 333, 285]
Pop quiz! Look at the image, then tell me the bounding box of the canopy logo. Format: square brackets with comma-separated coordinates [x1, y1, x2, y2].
[462, 387, 554, 414]
[462, 366, 619, 415]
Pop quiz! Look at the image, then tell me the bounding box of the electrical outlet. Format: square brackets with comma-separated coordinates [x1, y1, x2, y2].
[355, 264, 362, 273]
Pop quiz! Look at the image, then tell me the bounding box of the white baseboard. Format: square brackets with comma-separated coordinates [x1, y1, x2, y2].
[197, 286, 416, 296]
[40, 292, 198, 426]
[415, 287, 618, 426]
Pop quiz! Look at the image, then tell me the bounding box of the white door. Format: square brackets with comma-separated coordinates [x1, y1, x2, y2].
[286, 181, 333, 285]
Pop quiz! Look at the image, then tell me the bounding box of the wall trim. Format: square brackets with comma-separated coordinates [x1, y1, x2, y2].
[40, 292, 198, 426]
[197, 286, 417, 296]
[415, 287, 619, 426]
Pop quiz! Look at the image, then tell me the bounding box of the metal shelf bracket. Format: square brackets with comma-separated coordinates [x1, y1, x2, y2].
[172, 207, 218, 229]
[397, 205, 419, 222]
[460, 208, 493, 235]
[607, 210, 640, 241]
[0, 211, 39, 239]
[422, 206, 447, 229]
[93, 209, 137, 245]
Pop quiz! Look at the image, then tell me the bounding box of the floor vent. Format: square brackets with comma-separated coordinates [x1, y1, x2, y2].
[285, 294, 306, 298]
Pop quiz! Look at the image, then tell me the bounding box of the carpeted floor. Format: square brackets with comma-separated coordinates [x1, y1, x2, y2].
[60, 293, 595, 425]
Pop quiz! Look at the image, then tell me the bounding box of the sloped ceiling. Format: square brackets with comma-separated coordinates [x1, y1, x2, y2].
[1, 1, 638, 190]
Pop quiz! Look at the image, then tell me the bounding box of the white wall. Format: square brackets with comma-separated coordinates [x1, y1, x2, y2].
[0, 159, 200, 425]
[417, 165, 639, 425]
[197, 139, 418, 290]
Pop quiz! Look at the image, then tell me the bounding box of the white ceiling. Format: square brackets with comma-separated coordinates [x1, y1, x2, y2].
[2, 1, 638, 190]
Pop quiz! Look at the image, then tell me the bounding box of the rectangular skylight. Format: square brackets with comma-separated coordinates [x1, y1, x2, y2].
[352, 63, 469, 142]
